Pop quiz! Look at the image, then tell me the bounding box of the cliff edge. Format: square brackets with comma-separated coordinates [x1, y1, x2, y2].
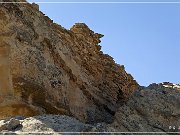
[0, 0, 138, 123]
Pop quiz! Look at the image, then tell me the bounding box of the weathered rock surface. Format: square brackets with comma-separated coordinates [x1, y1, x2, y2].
[112, 82, 180, 133]
[0, 0, 138, 123]
[0, 115, 115, 134]
[0, 118, 21, 131]
[1, 0, 179, 133]
[1, 83, 179, 134]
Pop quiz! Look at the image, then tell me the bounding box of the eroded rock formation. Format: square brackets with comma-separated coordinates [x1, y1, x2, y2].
[112, 82, 180, 133]
[0, 115, 115, 133]
[1, 83, 179, 134]
[0, 0, 138, 123]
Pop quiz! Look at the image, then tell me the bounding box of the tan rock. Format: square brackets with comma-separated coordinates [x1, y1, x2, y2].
[0, 0, 138, 123]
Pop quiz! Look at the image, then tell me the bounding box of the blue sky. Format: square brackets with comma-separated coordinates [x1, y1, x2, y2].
[28, 0, 180, 86]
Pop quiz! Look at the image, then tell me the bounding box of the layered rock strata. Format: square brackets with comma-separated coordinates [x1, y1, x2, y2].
[0, 0, 138, 123]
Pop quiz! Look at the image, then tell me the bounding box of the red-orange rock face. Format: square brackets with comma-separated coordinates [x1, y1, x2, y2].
[0, 0, 138, 123]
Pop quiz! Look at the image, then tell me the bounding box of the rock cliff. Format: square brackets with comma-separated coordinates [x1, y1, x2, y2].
[1, 0, 179, 134]
[0, 83, 179, 134]
[0, 0, 138, 123]
[112, 82, 180, 133]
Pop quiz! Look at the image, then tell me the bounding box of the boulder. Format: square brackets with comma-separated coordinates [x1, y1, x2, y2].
[0, 118, 20, 131]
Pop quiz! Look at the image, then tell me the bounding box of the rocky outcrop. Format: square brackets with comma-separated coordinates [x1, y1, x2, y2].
[0, 0, 138, 123]
[1, 83, 179, 134]
[0, 115, 115, 134]
[0, 118, 21, 131]
[112, 83, 180, 133]
[1, 0, 178, 133]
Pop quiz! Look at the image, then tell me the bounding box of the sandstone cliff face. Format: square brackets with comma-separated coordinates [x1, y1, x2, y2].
[0, 83, 179, 134]
[0, 0, 138, 123]
[112, 83, 180, 133]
